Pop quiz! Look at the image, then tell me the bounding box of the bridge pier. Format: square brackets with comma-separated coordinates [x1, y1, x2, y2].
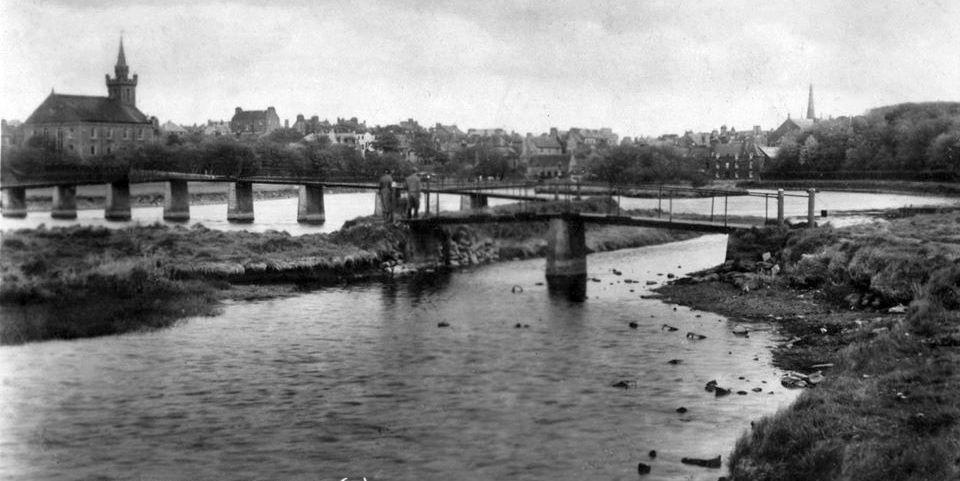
[163, 180, 190, 222]
[297, 185, 325, 224]
[227, 182, 254, 223]
[51, 185, 77, 219]
[460, 193, 489, 210]
[545, 215, 587, 300]
[1, 187, 27, 218]
[105, 181, 132, 221]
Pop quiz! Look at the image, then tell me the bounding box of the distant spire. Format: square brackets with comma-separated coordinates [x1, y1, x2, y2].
[806, 84, 815, 120]
[114, 35, 129, 79]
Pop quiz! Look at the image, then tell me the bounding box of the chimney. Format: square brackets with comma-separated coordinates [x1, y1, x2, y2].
[235, 107, 242, 115]
[284, 119, 289, 128]
[549, 127, 558, 137]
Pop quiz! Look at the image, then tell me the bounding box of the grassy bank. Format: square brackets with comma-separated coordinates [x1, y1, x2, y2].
[1, 197, 702, 345]
[657, 213, 960, 480]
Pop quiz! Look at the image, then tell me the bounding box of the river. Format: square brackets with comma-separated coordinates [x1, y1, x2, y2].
[0, 235, 800, 480]
[1, 188, 957, 235]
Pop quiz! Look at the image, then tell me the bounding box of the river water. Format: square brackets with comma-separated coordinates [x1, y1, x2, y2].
[1, 187, 957, 235]
[0, 235, 800, 480]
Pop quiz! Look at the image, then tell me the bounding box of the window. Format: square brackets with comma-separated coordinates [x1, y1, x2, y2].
[68, 144, 74, 151]
[138, 128, 144, 140]
[107, 128, 113, 139]
[90, 145, 96, 155]
[91, 128, 97, 139]
[107, 146, 112, 154]
[123, 128, 129, 139]
[67, 128, 73, 140]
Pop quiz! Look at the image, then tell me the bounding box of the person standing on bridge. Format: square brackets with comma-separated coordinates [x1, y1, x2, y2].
[378, 169, 394, 223]
[404, 171, 421, 219]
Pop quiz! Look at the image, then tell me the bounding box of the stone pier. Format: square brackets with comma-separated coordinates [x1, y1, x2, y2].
[163, 180, 190, 222]
[1, 187, 27, 218]
[297, 185, 325, 224]
[545, 215, 587, 302]
[51, 185, 77, 219]
[227, 182, 254, 223]
[459, 193, 489, 210]
[105, 181, 132, 221]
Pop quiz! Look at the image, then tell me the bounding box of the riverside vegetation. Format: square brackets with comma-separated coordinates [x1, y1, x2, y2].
[658, 211, 960, 481]
[0, 197, 701, 345]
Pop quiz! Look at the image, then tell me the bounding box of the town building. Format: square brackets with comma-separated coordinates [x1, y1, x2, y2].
[230, 106, 280, 135]
[21, 39, 158, 157]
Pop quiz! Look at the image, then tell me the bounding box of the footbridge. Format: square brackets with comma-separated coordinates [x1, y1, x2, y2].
[0, 169, 548, 223]
[403, 186, 816, 298]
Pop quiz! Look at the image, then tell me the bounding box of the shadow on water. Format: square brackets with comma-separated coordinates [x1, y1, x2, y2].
[380, 269, 454, 307]
[546, 274, 587, 302]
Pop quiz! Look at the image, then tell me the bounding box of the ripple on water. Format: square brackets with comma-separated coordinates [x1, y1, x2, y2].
[0, 235, 802, 481]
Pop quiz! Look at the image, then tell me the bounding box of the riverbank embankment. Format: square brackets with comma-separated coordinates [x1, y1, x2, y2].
[656, 211, 960, 480]
[0, 197, 703, 345]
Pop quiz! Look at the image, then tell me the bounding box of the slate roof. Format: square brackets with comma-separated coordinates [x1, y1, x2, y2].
[530, 135, 562, 149]
[25, 93, 151, 124]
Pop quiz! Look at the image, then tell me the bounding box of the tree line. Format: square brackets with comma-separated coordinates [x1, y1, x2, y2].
[767, 102, 960, 181]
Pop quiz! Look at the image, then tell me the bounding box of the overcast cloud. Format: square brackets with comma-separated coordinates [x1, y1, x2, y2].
[2, 0, 958, 137]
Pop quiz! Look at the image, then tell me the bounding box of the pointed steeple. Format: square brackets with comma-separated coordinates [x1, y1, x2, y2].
[115, 36, 129, 79]
[806, 84, 815, 120]
[106, 36, 138, 107]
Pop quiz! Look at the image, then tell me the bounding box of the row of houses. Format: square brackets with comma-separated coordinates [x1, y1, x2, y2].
[3, 39, 819, 183]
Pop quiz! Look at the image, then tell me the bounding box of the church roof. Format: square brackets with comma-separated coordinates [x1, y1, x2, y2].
[25, 93, 151, 125]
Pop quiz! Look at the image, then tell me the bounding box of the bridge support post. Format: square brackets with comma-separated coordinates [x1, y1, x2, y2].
[545, 215, 587, 301]
[51, 185, 77, 219]
[227, 181, 254, 223]
[297, 185, 325, 224]
[776, 189, 785, 226]
[807, 189, 816, 228]
[2, 187, 27, 218]
[459, 193, 488, 210]
[105, 181, 131, 221]
[163, 180, 190, 222]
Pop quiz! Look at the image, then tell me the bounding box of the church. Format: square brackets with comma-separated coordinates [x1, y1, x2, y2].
[22, 39, 158, 157]
[768, 84, 818, 145]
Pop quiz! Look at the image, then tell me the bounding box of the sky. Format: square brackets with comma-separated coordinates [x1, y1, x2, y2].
[2, 0, 959, 139]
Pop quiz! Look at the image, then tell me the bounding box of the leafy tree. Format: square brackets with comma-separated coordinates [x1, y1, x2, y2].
[264, 127, 305, 144]
[371, 132, 401, 153]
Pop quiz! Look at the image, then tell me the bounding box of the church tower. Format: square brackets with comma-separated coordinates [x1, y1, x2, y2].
[806, 83, 815, 120]
[106, 37, 138, 107]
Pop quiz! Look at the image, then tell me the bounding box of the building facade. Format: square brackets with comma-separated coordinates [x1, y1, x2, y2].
[22, 39, 157, 157]
[230, 106, 280, 135]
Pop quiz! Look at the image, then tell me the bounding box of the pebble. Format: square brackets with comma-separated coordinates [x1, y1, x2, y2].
[437, 321, 450, 327]
[637, 462, 651, 475]
[676, 406, 688, 413]
[629, 322, 639, 329]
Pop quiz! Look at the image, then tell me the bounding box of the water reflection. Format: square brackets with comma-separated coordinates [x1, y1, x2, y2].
[546, 274, 588, 302]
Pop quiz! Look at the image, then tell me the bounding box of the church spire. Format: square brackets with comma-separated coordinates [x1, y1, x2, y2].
[106, 36, 137, 107]
[806, 83, 815, 120]
[115, 36, 129, 79]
